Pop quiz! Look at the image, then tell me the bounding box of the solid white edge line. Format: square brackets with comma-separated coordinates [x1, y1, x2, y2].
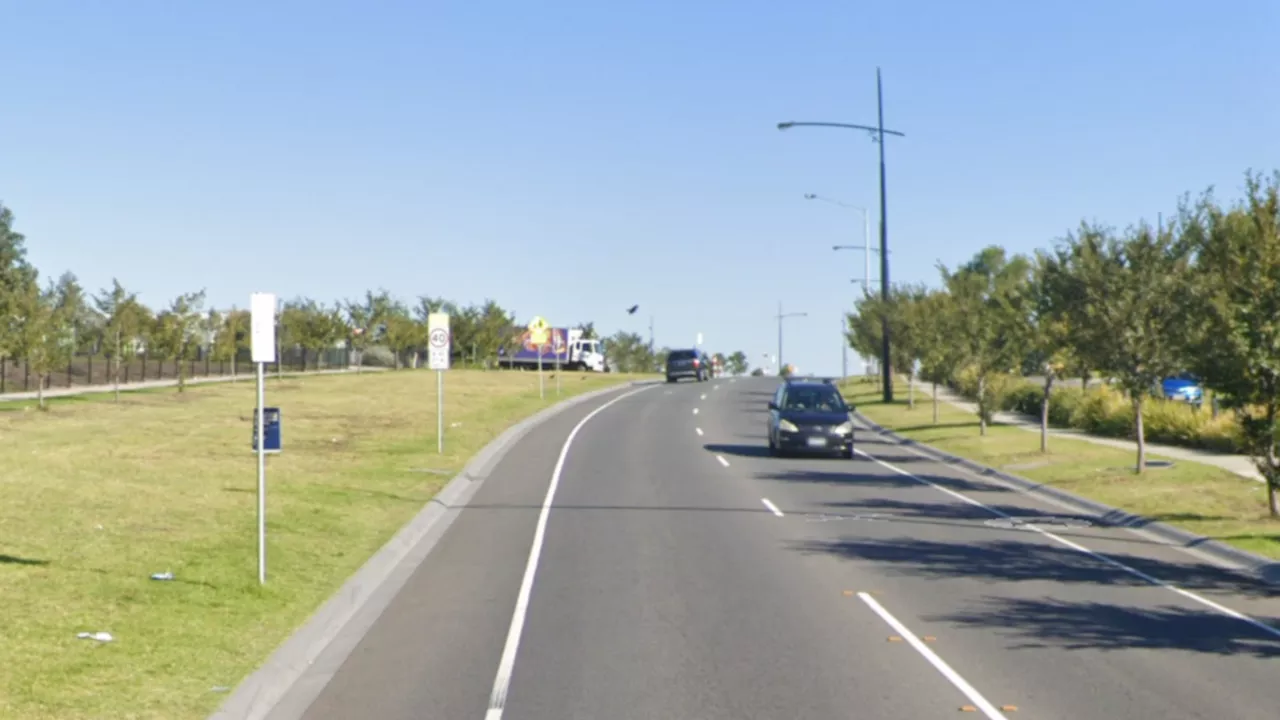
[484, 385, 655, 719]
[853, 448, 1280, 640]
[716, 454, 730, 467]
[761, 498, 784, 517]
[857, 593, 1006, 719]
[693, 408, 699, 415]
[696, 427, 704, 436]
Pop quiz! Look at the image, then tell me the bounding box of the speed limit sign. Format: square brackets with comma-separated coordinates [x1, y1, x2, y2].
[427, 313, 451, 370]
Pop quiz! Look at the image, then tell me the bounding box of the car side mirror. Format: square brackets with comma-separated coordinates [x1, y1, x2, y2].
[767, 401, 778, 411]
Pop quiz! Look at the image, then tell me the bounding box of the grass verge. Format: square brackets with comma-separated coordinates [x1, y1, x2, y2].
[0, 369, 651, 720]
[842, 377, 1280, 560]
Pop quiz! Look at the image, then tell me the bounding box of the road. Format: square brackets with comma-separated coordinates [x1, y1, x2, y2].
[281, 376, 1280, 720]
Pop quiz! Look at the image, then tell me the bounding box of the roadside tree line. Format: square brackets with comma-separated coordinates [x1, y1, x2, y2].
[847, 169, 1280, 515]
[0, 203, 759, 407]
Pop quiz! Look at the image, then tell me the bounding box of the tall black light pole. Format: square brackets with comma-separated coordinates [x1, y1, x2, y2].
[776, 301, 807, 375]
[777, 67, 905, 402]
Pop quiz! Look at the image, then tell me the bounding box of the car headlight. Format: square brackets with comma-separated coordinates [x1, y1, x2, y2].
[834, 420, 854, 434]
[778, 419, 799, 433]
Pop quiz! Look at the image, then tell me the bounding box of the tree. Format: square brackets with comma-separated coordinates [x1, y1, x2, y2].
[940, 246, 1032, 435]
[0, 203, 37, 362]
[11, 274, 79, 409]
[913, 289, 964, 425]
[381, 301, 420, 369]
[849, 284, 929, 409]
[576, 322, 598, 340]
[1058, 221, 1191, 472]
[726, 350, 748, 376]
[209, 307, 249, 381]
[1025, 250, 1079, 452]
[149, 291, 207, 392]
[93, 279, 147, 401]
[1182, 171, 1280, 513]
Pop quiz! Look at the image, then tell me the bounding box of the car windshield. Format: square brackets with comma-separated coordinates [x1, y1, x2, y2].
[783, 386, 845, 412]
[669, 350, 697, 361]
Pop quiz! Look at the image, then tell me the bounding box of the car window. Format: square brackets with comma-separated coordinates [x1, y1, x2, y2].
[669, 350, 697, 361]
[783, 386, 845, 411]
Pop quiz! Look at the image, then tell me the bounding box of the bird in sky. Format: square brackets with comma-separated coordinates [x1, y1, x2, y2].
[626, 304, 639, 315]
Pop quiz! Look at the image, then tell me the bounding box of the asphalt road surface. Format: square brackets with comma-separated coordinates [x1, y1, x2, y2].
[286, 376, 1280, 720]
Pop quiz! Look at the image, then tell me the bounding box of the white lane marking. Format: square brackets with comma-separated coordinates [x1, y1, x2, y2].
[716, 454, 730, 467]
[761, 498, 784, 517]
[700, 393, 707, 400]
[696, 427, 704, 436]
[857, 593, 1006, 719]
[485, 385, 655, 719]
[854, 448, 1280, 640]
[713, 385, 720, 390]
[693, 408, 699, 415]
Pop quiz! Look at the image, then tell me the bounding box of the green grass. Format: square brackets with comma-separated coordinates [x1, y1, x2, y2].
[0, 369, 652, 720]
[842, 377, 1280, 560]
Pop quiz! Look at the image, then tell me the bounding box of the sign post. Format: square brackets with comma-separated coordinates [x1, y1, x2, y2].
[428, 313, 451, 454]
[250, 292, 276, 585]
[527, 317, 550, 400]
[553, 329, 563, 396]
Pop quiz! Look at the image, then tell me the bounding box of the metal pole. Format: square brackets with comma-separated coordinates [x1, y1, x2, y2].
[863, 208, 871, 295]
[841, 316, 848, 380]
[538, 346, 544, 399]
[877, 67, 893, 403]
[436, 369, 443, 454]
[555, 335, 561, 396]
[256, 360, 266, 585]
[777, 301, 783, 374]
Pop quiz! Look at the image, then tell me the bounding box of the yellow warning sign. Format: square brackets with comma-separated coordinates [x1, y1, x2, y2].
[527, 316, 550, 346]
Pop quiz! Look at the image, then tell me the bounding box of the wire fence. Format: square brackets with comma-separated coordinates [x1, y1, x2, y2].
[0, 346, 352, 395]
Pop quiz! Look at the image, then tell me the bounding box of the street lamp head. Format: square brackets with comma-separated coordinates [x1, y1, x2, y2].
[776, 122, 794, 131]
[804, 193, 817, 200]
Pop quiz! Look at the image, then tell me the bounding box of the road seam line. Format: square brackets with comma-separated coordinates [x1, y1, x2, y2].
[484, 385, 655, 719]
[761, 498, 784, 517]
[854, 448, 1280, 640]
[857, 593, 1006, 719]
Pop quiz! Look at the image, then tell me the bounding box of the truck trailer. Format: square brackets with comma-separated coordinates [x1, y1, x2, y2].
[497, 326, 608, 372]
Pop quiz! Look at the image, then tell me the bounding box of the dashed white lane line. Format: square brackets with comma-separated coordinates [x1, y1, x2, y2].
[857, 593, 1007, 719]
[761, 498, 784, 517]
[853, 448, 1280, 640]
[713, 385, 720, 390]
[695, 427, 704, 436]
[693, 408, 699, 415]
[700, 393, 707, 400]
[716, 455, 730, 467]
[484, 385, 655, 720]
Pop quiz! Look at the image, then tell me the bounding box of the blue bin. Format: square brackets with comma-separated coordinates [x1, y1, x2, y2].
[252, 407, 282, 453]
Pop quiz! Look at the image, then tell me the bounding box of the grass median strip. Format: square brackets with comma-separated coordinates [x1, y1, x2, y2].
[842, 378, 1280, 561]
[0, 369, 648, 720]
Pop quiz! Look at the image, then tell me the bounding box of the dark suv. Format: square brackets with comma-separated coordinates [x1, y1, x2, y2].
[766, 378, 855, 458]
[666, 348, 709, 383]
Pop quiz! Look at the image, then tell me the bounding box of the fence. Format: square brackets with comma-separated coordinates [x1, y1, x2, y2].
[0, 346, 352, 395]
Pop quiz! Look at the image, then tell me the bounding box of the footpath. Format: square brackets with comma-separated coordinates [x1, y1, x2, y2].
[924, 383, 1263, 482]
[0, 366, 388, 403]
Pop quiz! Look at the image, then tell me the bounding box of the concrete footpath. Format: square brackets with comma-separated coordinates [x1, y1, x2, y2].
[913, 382, 1264, 482]
[0, 366, 389, 403]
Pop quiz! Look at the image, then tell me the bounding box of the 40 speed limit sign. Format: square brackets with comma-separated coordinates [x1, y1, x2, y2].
[427, 313, 451, 371]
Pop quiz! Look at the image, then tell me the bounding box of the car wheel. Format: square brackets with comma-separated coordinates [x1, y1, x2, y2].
[666, 376, 676, 383]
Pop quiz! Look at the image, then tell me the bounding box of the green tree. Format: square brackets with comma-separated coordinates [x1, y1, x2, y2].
[11, 274, 79, 409]
[210, 307, 249, 381]
[1182, 171, 1280, 513]
[94, 279, 146, 401]
[726, 350, 748, 376]
[149, 291, 207, 392]
[1024, 250, 1080, 452]
[381, 301, 420, 369]
[940, 246, 1033, 435]
[913, 289, 964, 425]
[0, 203, 37, 362]
[576, 322, 598, 340]
[849, 285, 928, 409]
[1058, 221, 1191, 472]
[282, 298, 345, 370]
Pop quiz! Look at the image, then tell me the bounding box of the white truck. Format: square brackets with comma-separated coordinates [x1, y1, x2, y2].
[497, 325, 608, 372]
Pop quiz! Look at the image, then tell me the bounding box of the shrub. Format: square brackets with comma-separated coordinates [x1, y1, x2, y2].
[1048, 386, 1085, 427]
[1003, 382, 1043, 415]
[1071, 385, 1134, 437]
[359, 345, 398, 368]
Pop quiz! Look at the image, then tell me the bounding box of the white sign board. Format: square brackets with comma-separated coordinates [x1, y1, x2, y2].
[250, 292, 277, 364]
[696, 332, 703, 346]
[427, 313, 451, 370]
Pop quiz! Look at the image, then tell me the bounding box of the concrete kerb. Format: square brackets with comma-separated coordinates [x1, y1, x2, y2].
[853, 411, 1280, 587]
[210, 378, 659, 720]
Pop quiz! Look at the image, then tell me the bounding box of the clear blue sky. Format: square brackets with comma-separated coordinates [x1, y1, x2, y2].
[2, 0, 1276, 375]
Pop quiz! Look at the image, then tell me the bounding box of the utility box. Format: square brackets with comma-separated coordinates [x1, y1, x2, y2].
[252, 407, 282, 454]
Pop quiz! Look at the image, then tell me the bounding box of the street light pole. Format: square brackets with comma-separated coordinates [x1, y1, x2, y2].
[776, 301, 807, 375]
[777, 66, 905, 402]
